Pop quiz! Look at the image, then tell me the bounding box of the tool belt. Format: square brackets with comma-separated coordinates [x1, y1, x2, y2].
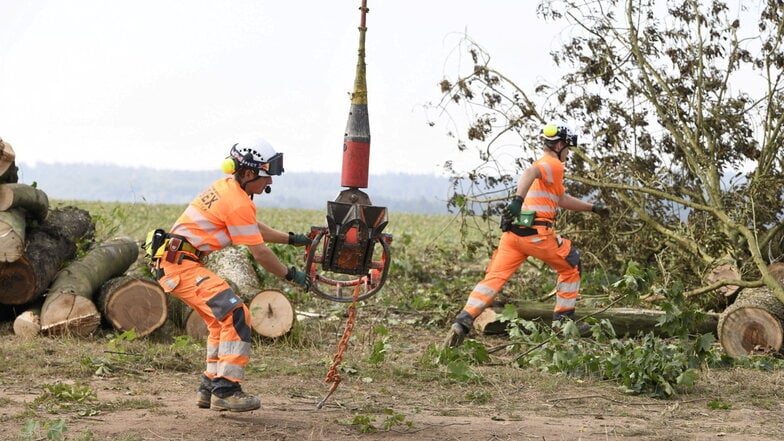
[144, 229, 203, 265]
[502, 220, 553, 237]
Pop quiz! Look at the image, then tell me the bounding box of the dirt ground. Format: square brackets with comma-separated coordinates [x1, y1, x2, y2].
[2, 323, 784, 441]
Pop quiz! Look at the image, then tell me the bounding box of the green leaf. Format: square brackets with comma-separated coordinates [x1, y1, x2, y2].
[676, 368, 699, 387]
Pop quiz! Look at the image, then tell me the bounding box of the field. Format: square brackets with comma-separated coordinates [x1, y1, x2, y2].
[1, 200, 783, 441]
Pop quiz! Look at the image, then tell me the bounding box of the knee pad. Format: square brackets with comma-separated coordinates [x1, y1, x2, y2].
[566, 246, 582, 275]
[232, 307, 252, 342]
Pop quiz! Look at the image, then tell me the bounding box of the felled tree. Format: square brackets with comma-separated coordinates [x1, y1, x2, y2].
[433, 0, 784, 302]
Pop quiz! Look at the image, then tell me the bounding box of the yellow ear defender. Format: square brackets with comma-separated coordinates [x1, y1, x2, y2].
[543, 125, 558, 137]
[221, 157, 237, 174]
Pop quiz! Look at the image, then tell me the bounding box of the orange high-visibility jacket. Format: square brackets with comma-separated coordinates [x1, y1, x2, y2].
[170, 177, 263, 251]
[522, 154, 565, 222]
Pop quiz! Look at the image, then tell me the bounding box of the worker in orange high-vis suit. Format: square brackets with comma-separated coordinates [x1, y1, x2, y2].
[152, 137, 312, 412]
[444, 124, 610, 348]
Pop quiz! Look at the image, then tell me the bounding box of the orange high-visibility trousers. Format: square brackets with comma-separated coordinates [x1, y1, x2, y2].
[461, 227, 581, 320]
[157, 259, 252, 384]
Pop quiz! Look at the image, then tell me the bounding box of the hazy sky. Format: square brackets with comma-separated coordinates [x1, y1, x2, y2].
[1, 1, 563, 177]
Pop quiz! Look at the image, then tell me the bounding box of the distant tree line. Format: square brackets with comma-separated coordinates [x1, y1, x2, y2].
[18, 162, 453, 215]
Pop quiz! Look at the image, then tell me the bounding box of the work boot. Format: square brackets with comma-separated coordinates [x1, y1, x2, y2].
[443, 311, 474, 349]
[553, 311, 592, 337]
[196, 374, 213, 409]
[211, 390, 261, 412]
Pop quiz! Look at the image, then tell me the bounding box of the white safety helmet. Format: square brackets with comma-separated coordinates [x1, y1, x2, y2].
[221, 137, 284, 176]
[540, 124, 578, 147]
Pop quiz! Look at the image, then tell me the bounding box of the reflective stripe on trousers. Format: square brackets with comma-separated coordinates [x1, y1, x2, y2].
[462, 228, 580, 319]
[157, 259, 252, 383]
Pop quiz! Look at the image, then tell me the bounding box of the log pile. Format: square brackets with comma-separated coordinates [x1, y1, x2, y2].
[0, 140, 162, 338]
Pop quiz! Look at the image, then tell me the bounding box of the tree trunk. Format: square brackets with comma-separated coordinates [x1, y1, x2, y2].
[0, 183, 49, 221]
[204, 246, 261, 300]
[97, 276, 167, 337]
[167, 295, 208, 340]
[0, 208, 26, 262]
[40, 236, 139, 336]
[13, 305, 41, 338]
[248, 290, 295, 338]
[473, 301, 719, 337]
[0, 138, 18, 184]
[0, 207, 94, 305]
[717, 286, 784, 357]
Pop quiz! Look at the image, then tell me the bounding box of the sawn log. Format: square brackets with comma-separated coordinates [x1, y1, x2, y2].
[717, 263, 784, 357]
[13, 304, 42, 338]
[40, 236, 139, 336]
[0, 183, 50, 221]
[0, 207, 94, 305]
[248, 290, 295, 338]
[97, 276, 167, 337]
[474, 301, 719, 337]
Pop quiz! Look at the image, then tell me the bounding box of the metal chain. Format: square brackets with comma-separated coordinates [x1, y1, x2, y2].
[316, 284, 361, 409]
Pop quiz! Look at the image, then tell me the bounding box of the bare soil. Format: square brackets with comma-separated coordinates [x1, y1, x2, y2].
[1, 317, 783, 441]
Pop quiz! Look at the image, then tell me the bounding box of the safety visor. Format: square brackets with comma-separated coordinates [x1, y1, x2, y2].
[259, 152, 284, 176]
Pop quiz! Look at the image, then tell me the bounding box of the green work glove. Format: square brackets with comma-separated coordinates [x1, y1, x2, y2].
[286, 266, 311, 291]
[288, 232, 311, 247]
[592, 202, 610, 218]
[502, 195, 523, 221]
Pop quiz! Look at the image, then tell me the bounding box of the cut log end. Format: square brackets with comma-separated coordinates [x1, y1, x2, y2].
[101, 278, 168, 337]
[0, 258, 36, 305]
[719, 307, 784, 356]
[13, 310, 41, 337]
[249, 290, 294, 338]
[40, 293, 101, 337]
[718, 286, 784, 358]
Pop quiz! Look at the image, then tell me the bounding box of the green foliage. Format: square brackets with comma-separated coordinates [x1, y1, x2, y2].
[368, 325, 391, 364]
[32, 383, 99, 417]
[707, 399, 732, 410]
[496, 268, 724, 398]
[349, 409, 413, 433]
[506, 315, 721, 398]
[421, 339, 491, 383]
[20, 418, 67, 441]
[106, 329, 138, 357]
[91, 204, 127, 242]
[350, 414, 376, 433]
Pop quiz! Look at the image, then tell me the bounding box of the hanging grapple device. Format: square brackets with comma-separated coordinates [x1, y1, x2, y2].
[304, 0, 392, 303]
